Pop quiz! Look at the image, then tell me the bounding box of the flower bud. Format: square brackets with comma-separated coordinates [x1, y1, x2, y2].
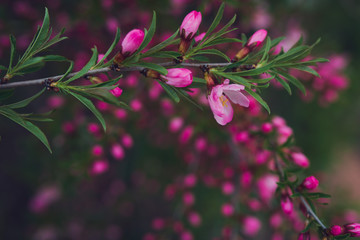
[344, 223, 360, 237]
[329, 225, 344, 236]
[110, 87, 123, 97]
[280, 195, 293, 215]
[301, 176, 319, 190]
[297, 232, 310, 240]
[121, 29, 144, 56]
[180, 11, 202, 40]
[221, 203, 234, 217]
[243, 216, 262, 236]
[291, 152, 310, 168]
[247, 29, 267, 48]
[161, 68, 193, 87]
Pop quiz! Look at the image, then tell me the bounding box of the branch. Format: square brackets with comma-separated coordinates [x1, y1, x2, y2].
[273, 154, 327, 231]
[0, 62, 232, 89]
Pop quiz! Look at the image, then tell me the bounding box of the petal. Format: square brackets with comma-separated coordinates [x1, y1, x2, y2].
[224, 90, 250, 107]
[213, 96, 233, 126]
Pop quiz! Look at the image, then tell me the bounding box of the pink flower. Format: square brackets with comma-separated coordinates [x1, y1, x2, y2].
[247, 29, 267, 47]
[111, 144, 125, 160]
[90, 159, 109, 175]
[188, 212, 202, 227]
[281, 196, 293, 215]
[180, 11, 202, 39]
[91, 144, 103, 156]
[261, 122, 273, 133]
[169, 117, 183, 132]
[161, 68, 193, 87]
[257, 174, 279, 203]
[208, 79, 249, 126]
[329, 225, 344, 236]
[291, 152, 310, 168]
[221, 203, 234, 217]
[301, 176, 319, 190]
[121, 29, 144, 56]
[194, 32, 206, 43]
[344, 223, 360, 237]
[243, 216, 262, 236]
[183, 192, 195, 206]
[110, 87, 123, 97]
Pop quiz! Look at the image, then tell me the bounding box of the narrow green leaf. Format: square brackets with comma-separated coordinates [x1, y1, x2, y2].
[6, 88, 45, 109]
[260, 37, 271, 63]
[276, 70, 306, 95]
[149, 51, 181, 59]
[42, 55, 68, 62]
[137, 11, 156, 53]
[15, 57, 45, 75]
[195, 49, 230, 62]
[212, 71, 251, 88]
[245, 88, 270, 114]
[8, 35, 16, 72]
[132, 62, 168, 75]
[67, 90, 106, 131]
[292, 65, 320, 77]
[157, 80, 180, 103]
[274, 75, 292, 95]
[141, 29, 179, 58]
[56, 61, 74, 83]
[94, 28, 121, 68]
[64, 47, 98, 84]
[0, 107, 52, 152]
[200, 3, 225, 44]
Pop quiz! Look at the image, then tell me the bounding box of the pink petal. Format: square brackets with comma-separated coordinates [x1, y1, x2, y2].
[223, 90, 250, 107]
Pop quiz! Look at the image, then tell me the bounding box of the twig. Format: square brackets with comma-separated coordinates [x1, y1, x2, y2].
[273, 154, 327, 231]
[0, 62, 233, 89]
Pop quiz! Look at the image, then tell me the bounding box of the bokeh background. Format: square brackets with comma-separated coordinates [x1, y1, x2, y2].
[0, 0, 359, 239]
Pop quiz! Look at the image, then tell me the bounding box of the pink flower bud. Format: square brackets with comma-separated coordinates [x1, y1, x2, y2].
[234, 131, 249, 143]
[111, 144, 125, 160]
[281, 196, 293, 215]
[180, 11, 202, 39]
[88, 122, 100, 134]
[261, 122, 273, 133]
[161, 68, 193, 87]
[240, 171, 252, 188]
[121, 134, 133, 148]
[255, 150, 271, 165]
[222, 182, 235, 195]
[183, 174, 197, 188]
[110, 87, 123, 97]
[91, 144, 103, 156]
[221, 203, 234, 217]
[291, 152, 310, 168]
[329, 225, 344, 236]
[152, 218, 165, 230]
[169, 117, 183, 132]
[121, 29, 144, 56]
[297, 232, 310, 240]
[247, 29, 267, 47]
[130, 99, 142, 111]
[90, 159, 109, 175]
[344, 223, 360, 237]
[179, 126, 194, 144]
[195, 137, 207, 152]
[180, 231, 193, 240]
[183, 192, 195, 206]
[301, 176, 319, 190]
[194, 32, 206, 43]
[188, 211, 202, 227]
[272, 116, 286, 128]
[269, 213, 283, 228]
[243, 216, 262, 236]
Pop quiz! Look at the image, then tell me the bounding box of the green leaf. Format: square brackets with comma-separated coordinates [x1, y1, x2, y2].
[0, 65, 7, 70]
[292, 65, 320, 77]
[200, 2, 225, 44]
[213, 71, 251, 88]
[64, 47, 98, 84]
[195, 49, 230, 62]
[15, 57, 45, 74]
[260, 37, 271, 63]
[42, 55, 68, 62]
[334, 234, 351, 240]
[245, 88, 270, 114]
[67, 90, 106, 131]
[157, 80, 180, 103]
[276, 70, 306, 95]
[305, 192, 331, 199]
[93, 28, 121, 68]
[56, 61, 74, 83]
[8, 35, 16, 72]
[132, 62, 168, 75]
[227, 63, 273, 77]
[5, 88, 45, 109]
[141, 29, 179, 58]
[149, 51, 181, 59]
[274, 75, 292, 95]
[0, 107, 52, 153]
[137, 11, 156, 53]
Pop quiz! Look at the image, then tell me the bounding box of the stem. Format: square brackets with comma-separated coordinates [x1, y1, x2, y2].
[273, 154, 327, 231]
[0, 62, 233, 89]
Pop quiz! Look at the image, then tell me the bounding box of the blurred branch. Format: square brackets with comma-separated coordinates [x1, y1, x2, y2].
[0, 62, 232, 89]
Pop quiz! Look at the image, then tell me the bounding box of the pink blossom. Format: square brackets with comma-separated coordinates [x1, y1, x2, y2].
[297, 232, 310, 240]
[180, 11, 202, 39]
[169, 117, 183, 132]
[121, 29, 144, 56]
[62, 122, 75, 134]
[291, 152, 310, 168]
[88, 122, 100, 134]
[272, 116, 286, 128]
[179, 126, 193, 144]
[329, 225, 344, 236]
[114, 109, 127, 120]
[182, 192, 195, 206]
[96, 101, 109, 111]
[221, 203, 234, 217]
[91, 144, 103, 156]
[130, 99, 142, 111]
[240, 171, 252, 188]
[111, 144, 125, 160]
[180, 231, 193, 240]
[255, 150, 271, 165]
[47, 95, 64, 108]
[121, 134, 133, 148]
[281, 196, 293, 215]
[194, 32, 206, 43]
[161, 68, 193, 87]
[261, 122, 273, 133]
[110, 87, 123, 97]
[188, 212, 202, 227]
[29, 185, 61, 213]
[222, 182, 235, 195]
[90, 159, 109, 175]
[152, 218, 165, 230]
[270, 213, 283, 228]
[301, 176, 319, 190]
[243, 216, 262, 236]
[344, 223, 360, 237]
[195, 137, 207, 151]
[208, 79, 250, 126]
[183, 174, 197, 188]
[247, 29, 267, 47]
[234, 131, 249, 143]
[257, 174, 279, 203]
